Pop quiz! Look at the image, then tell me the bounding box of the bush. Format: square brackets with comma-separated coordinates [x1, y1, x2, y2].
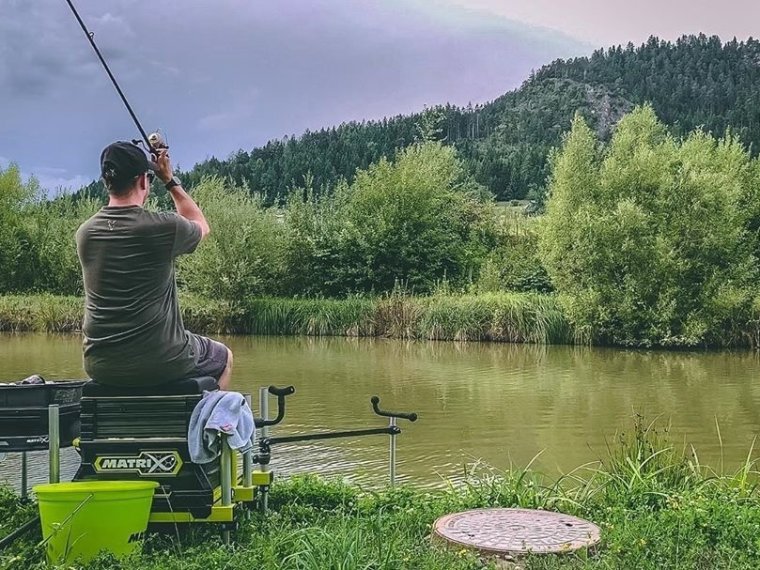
[0, 164, 39, 292]
[178, 177, 288, 301]
[24, 197, 99, 295]
[474, 225, 553, 294]
[0, 164, 98, 295]
[539, 106, 760, 347]
[283, 142, 498, 296]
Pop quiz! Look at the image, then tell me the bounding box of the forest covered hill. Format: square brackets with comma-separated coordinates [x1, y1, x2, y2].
[77, 34, 760, 203]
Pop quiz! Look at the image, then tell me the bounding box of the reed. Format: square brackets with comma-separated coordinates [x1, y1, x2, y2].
[0, 293, 573, 344]
[10, 292, 760, 349]
[416, 292, 573, 344]
[247, 297, 376, 336]
[178, 294, 247, 334]
[0, 295, 82, 332]
[0, 295, 244, 335]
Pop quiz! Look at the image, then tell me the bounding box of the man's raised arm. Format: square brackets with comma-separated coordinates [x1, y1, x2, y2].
[155, 151, 210, 238]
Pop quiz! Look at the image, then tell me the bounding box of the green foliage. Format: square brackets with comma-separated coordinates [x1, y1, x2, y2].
[24, 197, 99, 295]
[473, 212, 553, 294]
[283, 142, 497, 296]
[540, 106, 760, 347]
[0, 164, 97, 295]
[8, 99, 760, 348]
[178, 178, 288, 301]
[5, 419, 760, 569]
[0, 164, 39, 292]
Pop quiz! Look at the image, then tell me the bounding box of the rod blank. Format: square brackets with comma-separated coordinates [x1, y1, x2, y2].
[63, 0, 152, 149]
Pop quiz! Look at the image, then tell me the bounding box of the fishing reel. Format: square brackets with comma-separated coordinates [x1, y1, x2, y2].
[147, 131, 168, 153]
[132, 130, 168, 159]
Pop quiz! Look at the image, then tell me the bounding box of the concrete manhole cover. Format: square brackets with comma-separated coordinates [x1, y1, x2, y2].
[433, 508, 601, 555]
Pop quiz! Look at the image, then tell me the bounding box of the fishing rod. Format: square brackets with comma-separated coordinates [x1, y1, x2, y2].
[63, 0, 167, 155]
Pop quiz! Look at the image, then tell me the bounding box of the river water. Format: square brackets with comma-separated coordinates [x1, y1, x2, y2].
[2, 333, 759, 490]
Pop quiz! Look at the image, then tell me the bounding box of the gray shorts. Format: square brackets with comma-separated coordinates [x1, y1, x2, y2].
[190, 334, 230, 381]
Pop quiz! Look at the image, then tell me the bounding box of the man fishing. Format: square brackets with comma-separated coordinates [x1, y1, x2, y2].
[75, 141, 233, 390]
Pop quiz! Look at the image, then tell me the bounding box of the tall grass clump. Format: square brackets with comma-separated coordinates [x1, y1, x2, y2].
[178, 294, 247, 334]
[247, 297, 376, 336]
[0, 295, 83, 332]
[417, 292, 572, 344]
[597, 415, 706, 510]
[0, 295, 246, 335]
[373, 287, 426, 339]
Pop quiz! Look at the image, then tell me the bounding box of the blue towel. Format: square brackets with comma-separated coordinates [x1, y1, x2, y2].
[188, 390, 255, 464]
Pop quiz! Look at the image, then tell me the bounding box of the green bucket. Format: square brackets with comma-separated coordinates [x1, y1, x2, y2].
[34, 480, 158, 565]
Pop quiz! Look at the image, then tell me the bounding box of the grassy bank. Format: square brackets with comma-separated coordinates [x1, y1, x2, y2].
[2, 420, 760, 569]
[5, 292, 760, 348]
[0, 293, 573, 344]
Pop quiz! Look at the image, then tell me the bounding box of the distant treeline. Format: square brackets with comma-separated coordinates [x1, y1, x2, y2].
[69, 34, 760, 204]
[6, 105, 760, 348]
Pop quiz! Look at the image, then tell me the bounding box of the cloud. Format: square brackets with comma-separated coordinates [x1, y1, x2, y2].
[0, 0, 590, 192]
[0, 156, 88, 197]
[32, 171, 92, 197]
[0, 2, 134, 98]
[444, 0, 760, 47]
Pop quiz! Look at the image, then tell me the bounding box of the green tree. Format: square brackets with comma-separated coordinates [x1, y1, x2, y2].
[540, 106, 759, 347]
[0, 164, 39, 292]
[24, 196, 99, 294]
[178, 177, 288, 301]
[284, 142, 497, 296]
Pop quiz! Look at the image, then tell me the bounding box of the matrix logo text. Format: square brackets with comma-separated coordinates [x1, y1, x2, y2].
[94, 451, 182, 476]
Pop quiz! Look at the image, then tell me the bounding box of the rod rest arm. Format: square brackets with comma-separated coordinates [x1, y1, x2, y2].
[253, 385, 295, 428]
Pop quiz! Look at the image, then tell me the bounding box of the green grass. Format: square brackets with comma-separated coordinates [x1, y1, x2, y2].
[6, 291, 760, 348]
[3, 420, 760, 569]
[0, 295, 82, 333]
[248, 297, 377, 336]
[417, 292, 572, 344]
[0, 293, 571, 344]
[0, 294, 244, 335]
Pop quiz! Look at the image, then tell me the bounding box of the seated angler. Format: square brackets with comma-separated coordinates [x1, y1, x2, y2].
[76, 141, 233, 391]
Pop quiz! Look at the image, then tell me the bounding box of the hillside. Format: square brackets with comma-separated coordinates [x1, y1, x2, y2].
[77, 34, 760, 203]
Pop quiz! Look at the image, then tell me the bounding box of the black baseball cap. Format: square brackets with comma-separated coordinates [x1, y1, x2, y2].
[100, 141, 157, 182]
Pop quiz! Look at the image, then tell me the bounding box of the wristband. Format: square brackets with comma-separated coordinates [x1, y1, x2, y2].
[165, 176, 181, 191]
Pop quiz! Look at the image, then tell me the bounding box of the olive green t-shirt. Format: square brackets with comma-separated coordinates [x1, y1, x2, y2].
[76, 206, 202, 386]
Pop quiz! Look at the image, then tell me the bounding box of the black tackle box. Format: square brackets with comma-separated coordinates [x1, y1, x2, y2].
[0, 380, 88, 452]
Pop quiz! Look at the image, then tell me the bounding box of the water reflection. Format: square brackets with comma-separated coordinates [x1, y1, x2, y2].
[1, 333, 759, 490]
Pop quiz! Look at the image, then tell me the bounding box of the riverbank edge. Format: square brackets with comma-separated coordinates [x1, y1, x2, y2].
[0, 293, 573, 344]
[2, 420, 760, 569]
[2, 293, 759, 349]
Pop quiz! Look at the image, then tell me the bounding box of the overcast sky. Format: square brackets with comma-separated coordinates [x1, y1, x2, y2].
[0, 0, 756, 194]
